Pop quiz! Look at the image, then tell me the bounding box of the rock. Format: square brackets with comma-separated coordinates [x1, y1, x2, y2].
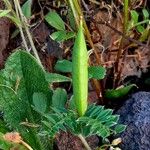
[116, 92, 150, 150]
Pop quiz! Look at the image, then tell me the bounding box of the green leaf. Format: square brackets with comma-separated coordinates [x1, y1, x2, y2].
[68, 95, 76, 110]
[0, 120, 9, 133]
[130, 10, 139, 24]
[55, 60, 106, 80]
[11, 29, 20, 39]
[142, 9, 149, 20]
[33, 92, 47, 113]
[67, 9, 76, 30]
[45, 73, 71, 83]
[22, 0, 32, 18]
[88, 66, 106, 80]
[0, 50, 52, 150]
[45, 12, 65, 31]
[78, 104, 125, 138]
[105, 84, 137, 100]
[51, 31, 66, 41]
[52, 88, 67, 108]
[114, 124, 126, 134]
[136, 25, 145, 33]
[0, 10, 11, 18]
[51, 31, 75, 42]
[139, 26, 150, 42]
[55, 59, 72, 73]
[64, 31, 76, 40]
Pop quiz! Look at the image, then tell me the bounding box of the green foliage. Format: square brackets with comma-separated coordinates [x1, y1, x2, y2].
[51, 31, 75, 42]
[142, 8, 149, 19]
[34, 104, 126, 139]
[88, 66, 106, 80]
[45, 11, 65, 31]
[128, 9, 150, 41]
[54, 59, 72, 73]
[0, 50, 52, 150]
[22, 0, 32, 18]
[54, 59, 106, 80]
[0, 120, 9, 134]
[0, 0, 21, 26]
[45, 72, 71, 83]
[45, 11, 75, 42]
[105, 84, 137, 100]
[33, 93, 47, 113]
[52, 88, 67, 109]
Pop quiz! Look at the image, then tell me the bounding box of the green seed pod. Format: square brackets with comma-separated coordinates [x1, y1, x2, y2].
[72, 20, 88, 116]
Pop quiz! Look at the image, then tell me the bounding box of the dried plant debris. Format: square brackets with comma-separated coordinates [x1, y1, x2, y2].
[90, 6, 150, 82]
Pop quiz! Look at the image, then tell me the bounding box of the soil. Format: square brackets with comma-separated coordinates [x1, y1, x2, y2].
[56, 132, 99, 150]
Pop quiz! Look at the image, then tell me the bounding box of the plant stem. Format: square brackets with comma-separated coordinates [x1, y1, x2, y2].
[21, 140, 33, 150]
[13, 0, 29, 52]
[14, 0, 43, 69]
[114, 0, 129, 87]
[78, 134, 92, 150]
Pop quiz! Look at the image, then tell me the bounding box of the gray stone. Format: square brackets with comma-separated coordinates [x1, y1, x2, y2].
[116, 92, 150, 150]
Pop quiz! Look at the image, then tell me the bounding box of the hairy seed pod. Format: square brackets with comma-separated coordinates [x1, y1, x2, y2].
[72, 20, 88, 116]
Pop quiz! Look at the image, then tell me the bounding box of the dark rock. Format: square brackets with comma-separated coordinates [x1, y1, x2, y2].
[117, 92, 150, 150]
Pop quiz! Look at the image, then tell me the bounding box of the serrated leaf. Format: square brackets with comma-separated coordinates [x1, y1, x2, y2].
[33, 92, 47, 113]
[45, 73, 71, 83]
[114, 124, 126, 134]
[45, 12, 65, 31]
[22, 0, 32, 18]
[105, 84, 137, 100]
[52, 88, 67, 108]
[54, 59, 72, 73]
[88, 66, 106, 80]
